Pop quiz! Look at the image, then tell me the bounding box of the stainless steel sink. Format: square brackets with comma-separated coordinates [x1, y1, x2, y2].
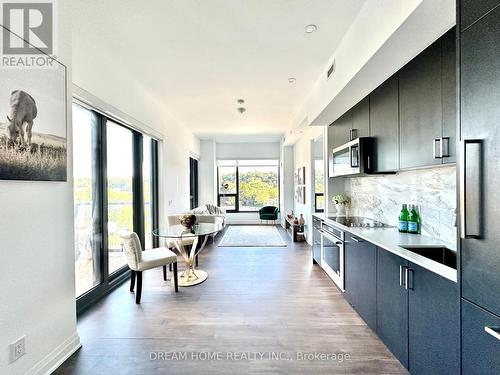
[401, 246, 457, 269]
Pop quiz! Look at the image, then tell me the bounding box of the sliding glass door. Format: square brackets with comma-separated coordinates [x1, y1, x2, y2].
[106, 121, 134, 274]
[72, 103, 159, 310]
[73, 106, 102, 297]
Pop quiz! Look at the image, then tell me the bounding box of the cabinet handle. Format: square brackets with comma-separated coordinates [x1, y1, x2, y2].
[440, 137, 450, 158]
[484, 326, 500, 341]
[350, 236, 360, 242]
[460, 139, 482, 239]
[405, 268, 414, 290]
[433, 138, 442, 159]
[399, 265, 406, 287]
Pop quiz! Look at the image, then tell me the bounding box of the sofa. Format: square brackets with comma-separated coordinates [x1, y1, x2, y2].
[189, 204, 226, 227]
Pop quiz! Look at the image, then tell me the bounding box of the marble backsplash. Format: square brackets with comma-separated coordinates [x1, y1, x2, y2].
[343, 166, 457, 243]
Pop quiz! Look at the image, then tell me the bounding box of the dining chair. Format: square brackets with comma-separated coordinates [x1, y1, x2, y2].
[119, 231, 178, 304]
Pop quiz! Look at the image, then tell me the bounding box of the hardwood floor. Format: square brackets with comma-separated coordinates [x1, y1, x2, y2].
[55, 225, 407, 375]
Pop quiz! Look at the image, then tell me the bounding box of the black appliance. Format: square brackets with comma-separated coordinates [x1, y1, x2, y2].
[321, 222, 344, 290]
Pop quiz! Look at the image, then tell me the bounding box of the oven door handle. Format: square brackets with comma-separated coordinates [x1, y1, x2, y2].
[321, 231, 342, 243]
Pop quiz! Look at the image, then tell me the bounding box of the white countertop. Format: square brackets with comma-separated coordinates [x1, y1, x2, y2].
[313, 213, 458, 283]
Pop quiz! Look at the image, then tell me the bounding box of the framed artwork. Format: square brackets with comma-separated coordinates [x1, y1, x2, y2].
[0, 30, 67, 181]
[297, 166, 305, 185]
[295, 186, 306, 204]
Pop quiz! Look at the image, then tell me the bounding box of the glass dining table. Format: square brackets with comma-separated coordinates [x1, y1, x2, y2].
[153, 222, 223, 286]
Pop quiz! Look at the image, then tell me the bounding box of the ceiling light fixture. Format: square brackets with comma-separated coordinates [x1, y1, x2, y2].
[288, 77, 296, 84]
[305, 24, 318, 34]
[237, 107, 246, 114]
[237, 99, 245, 104]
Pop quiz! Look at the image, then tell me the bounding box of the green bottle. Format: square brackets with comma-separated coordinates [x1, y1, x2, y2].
[408, 205, 419, 234]
[398, 204, 409, 233]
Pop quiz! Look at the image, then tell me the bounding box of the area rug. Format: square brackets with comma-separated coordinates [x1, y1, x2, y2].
[218, 225, 287, 247]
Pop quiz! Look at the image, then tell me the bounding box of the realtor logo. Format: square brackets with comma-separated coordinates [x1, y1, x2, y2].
[1, 0, 56, 68]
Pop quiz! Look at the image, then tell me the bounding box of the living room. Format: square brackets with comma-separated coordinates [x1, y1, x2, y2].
[2, 1, 500, 375]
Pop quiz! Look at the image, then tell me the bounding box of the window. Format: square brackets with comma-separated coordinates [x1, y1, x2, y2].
[72, 103, 159, 309]
[73, 105, 101, 297]
[217, 160, 279, 212]
[106, 121, 133, 274]
[314, 159, 324, 212]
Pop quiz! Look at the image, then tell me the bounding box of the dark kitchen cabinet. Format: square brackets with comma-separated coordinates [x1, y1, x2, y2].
[441, 29, 457, 163]
[407, 263, 460, 375]
[460, 0, 500, 31]
[351, 96, 370, 138]
[369, 74, 399, 172]
[462, 299, 500, 375]
[460, 6, 500, 317]
[312, 217, 322, 264]
[329, 110, 352, 149]
[376, 249, 409, 368]
[344, 235, 377, 331]
[399, 39, 443, 169]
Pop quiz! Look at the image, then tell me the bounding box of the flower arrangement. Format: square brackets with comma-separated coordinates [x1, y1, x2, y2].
[332, 194, 350, 205]
[179, 214, 197, 228]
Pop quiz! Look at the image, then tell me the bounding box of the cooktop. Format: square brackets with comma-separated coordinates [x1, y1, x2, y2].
[326, 215, 390, 228]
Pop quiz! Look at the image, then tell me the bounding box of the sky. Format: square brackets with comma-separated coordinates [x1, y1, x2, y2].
[0, 65, 66, 138]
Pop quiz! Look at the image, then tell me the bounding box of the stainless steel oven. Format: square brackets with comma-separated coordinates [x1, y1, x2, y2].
[321, 222, 344, 290]
[329, 137, 374, 177]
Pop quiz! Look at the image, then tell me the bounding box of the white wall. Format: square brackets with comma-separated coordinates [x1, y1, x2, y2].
[0, 2, 81, 374]
[280, 144, 294, 227]
[198, 140, 217, 206]
[292, 127, 324, 244]
[216, 142, 280, 160]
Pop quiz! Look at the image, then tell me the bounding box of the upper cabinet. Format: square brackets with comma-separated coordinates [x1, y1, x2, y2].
[327, 29, 457, 174]
[369, 74, 399, 172]
[460, 0, 500, 31]
[329, 96, 369, 150]
[399, 39, 443, 169]
[441, 30, 457, 164]
[399, 29, 456, 169]
[329, 110, 352, 149]
[352, 97, 370, 139]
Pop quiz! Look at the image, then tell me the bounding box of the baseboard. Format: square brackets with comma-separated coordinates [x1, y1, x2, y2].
[26, 331, 81, 375]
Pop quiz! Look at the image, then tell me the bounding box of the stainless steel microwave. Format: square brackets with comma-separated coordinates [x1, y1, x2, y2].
[329, 137, 374, 177]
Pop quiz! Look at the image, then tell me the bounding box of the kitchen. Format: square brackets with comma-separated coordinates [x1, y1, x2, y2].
[311, 9, 500, 374]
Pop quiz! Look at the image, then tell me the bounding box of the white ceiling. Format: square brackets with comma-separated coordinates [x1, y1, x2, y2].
[71, 0, 366, 142]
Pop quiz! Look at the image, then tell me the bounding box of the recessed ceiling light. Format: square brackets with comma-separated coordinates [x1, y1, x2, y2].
[237, 98, 245, 104]
[237, 107, 246, 114]
[305, 24, 318, 34]
[288, 77, 296, 84]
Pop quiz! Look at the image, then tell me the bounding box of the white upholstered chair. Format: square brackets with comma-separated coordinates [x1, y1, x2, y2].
[119, 231, 178, 304]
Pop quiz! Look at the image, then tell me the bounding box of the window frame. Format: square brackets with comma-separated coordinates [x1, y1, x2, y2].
[73, 102, 159, 314]
[217, 160, 280, 213]
[313, 158, 324, 213]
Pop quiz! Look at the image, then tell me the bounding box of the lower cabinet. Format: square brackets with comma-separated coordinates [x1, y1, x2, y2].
[371, 248, 460, 373]
[407, 263, 460, 375]
[312, 218, 322, 264]
[376, 250, 409, 367]
[344, 235, 377, 331]
[462, 299, 500, 375]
